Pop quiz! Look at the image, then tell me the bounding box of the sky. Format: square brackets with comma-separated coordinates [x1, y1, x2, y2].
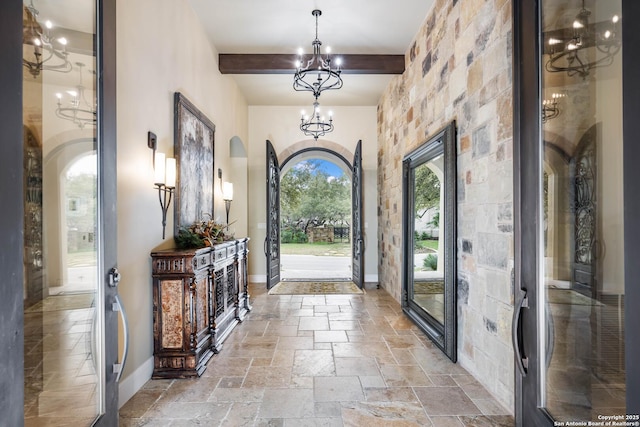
[306, 159, 344, 178]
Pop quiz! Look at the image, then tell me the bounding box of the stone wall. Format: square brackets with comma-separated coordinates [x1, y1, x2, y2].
[308, 226, 334, 243]
[377, 0, 514, 410]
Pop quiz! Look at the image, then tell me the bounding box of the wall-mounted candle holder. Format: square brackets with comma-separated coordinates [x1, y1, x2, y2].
[153, 151, 176, 239]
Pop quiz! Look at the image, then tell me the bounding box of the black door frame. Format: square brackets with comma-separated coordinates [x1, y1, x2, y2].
[98, 0, 120, 423]
[268, 144, 363, 286]
[0, 0, 119, 424]
[514, 0, 640, 424]
[0, 1, 26, 424]
[351, 140, 364, 289]
[265, 140, 281, 289]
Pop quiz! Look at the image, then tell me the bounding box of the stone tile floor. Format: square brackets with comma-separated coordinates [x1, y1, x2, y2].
[120, 284, 514, 426]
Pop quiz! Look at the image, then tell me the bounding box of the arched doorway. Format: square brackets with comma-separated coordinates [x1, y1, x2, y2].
[280, 149, 352, 281]
[265, 140, 363, 289]
[43, 138, 96, 295]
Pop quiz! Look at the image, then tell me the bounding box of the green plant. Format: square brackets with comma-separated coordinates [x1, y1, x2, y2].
[281, 227, 308, 243]
[423, 254, 438, 271]
[174, 218, 234, 249]
[428, 212, 440, 228]
[420, 231, 429, 240]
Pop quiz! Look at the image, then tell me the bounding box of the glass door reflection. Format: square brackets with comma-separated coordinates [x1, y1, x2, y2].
[411, 157, 445, 324]
[402, 121, 456, 361]
[22, 0, 102, 424]
[540, 0, 625, 421]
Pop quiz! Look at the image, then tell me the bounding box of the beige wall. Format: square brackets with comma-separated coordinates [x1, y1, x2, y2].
[596, 71, 624, 296]
[542, 10, 624, 297]
[377, 0, 514, 410]
[116, 0, 248, 400]
[247, 106, 379, 283]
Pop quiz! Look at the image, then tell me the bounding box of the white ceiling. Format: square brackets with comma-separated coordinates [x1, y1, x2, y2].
[188, 0, 435, 106]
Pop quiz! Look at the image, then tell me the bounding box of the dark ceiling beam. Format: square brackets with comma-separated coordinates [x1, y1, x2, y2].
[219, 54, 405, 75]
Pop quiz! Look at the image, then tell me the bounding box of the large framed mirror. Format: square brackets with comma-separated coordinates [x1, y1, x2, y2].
[402, 120, 457, 361]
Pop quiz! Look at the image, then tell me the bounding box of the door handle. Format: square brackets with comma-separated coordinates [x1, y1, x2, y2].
[264, 237, 268, 257]
[112, 293, 129, 383]
[512, 288, 529, 375]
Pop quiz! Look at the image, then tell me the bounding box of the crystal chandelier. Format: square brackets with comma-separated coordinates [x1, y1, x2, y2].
[543, 0, 620, 79]
[293, 10, 343, 99]
[22, 0, 72, 78]
[55, 62, 96, 129]
[300, 101, 334, 141]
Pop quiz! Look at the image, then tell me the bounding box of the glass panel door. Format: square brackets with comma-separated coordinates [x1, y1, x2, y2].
[22, 0, 104, 424]
[523, 0, 626, 423]
[539, 0, 625, 421]
[410, 156, 445, 324]
[402, 122, 457, 362]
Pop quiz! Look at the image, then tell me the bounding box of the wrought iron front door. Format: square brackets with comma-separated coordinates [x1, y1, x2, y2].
[571, 126, 597, 298]
[265, 140, 281, 289]
[351, 140, 364, 289]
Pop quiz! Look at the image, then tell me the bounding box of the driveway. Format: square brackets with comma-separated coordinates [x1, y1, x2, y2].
[280, 254, 351, 280]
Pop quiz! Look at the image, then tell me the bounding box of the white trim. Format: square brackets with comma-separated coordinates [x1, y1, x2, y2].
[364, 274, 379, 283]
[118, 356, 154, 408]
[249, 274, 267, 283]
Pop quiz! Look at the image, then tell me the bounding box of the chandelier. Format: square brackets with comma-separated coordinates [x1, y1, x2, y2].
[543, 0, 621, 79]
[300, 101, 334, 141]
[55, 62, 96, 129]
[542, 93, 564, 123]
[22, 0, 72, 78]
[293, 9, 343, 99]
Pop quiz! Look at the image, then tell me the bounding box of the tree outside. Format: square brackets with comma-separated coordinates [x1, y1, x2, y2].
[414, 165, 440, 219]
[280, 159, 351, 239]
[279, 159, 352, 280]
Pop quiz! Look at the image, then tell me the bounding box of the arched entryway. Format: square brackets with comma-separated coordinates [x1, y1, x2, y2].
[42, 137, 97, 296]
[280, 148, 353, 281]
[265, 139, 363, 289]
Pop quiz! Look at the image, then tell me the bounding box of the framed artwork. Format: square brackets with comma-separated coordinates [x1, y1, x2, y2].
[173, 92, 215, 235]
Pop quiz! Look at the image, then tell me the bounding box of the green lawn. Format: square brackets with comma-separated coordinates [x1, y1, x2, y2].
[415, 239, 439, 253]
[281, 242, 351, 256]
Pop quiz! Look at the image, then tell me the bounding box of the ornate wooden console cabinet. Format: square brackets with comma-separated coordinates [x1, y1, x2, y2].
[150, 238, 250, 378]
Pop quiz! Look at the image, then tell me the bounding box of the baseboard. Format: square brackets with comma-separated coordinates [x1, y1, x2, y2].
[249, 274, 266, 283]
[118, 356, 154, 409]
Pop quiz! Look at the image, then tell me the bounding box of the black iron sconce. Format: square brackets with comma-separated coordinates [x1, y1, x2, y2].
[152, 136, 176, 239]
[218, 168, 233, 224]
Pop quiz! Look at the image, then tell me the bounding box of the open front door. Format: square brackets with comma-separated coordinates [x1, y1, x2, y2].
[515, 0, 639, 424]
[1, 0, 121, 424]
[265, 140, 281, 289]
[351, 140, 364, 288]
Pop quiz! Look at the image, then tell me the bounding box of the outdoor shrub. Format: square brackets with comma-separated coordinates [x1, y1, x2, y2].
[281, 229, 293, 243]
[420, 231, 429, 240]
[281, 228, 307, 243]
[423, 253, 438, 270]
[294, 230, 308, 243]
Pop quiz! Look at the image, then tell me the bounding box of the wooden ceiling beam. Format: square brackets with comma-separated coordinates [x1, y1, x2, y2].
[219, 54, 405, 75]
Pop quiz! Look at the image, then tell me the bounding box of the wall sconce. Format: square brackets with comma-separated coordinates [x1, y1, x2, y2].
[153, 152, 176, 239]
[222, 181, 233, 224]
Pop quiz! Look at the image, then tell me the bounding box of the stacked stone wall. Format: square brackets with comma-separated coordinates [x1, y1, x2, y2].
[377, 0, 514, 410]
[308, 226, 334, 243]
